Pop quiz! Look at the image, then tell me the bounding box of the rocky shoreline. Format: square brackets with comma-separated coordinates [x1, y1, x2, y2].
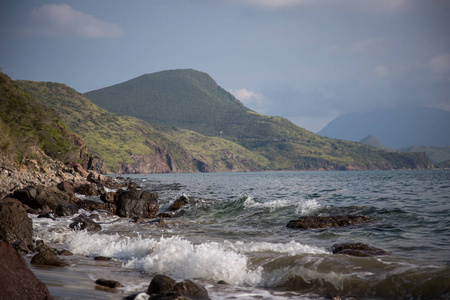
[0, 160, 393, 300]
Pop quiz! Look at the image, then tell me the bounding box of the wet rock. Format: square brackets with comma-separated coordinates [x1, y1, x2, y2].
[217, 280, 230, 285]
[149, 219, 169, 228]
[116, 190, 159, 218]
[75, 183, 98, 196]
[286, 215, 374, 229]
[0, 241, 52, 299]
[37, 211, 56, 220]
[31, 248, 68, 267]
[95, 278, 123, 288]
[58, 249, 73, 256]
[157, 212, 174, 218]
[0, 201, 33, 245]
[147, 275, 210, 300]
[168, 195, 189, 212]
[94, 256, 112, 261]
[332, 243, 391, 257]
[54, 203, 80, 217]
[69, 214, 102, 232]
[124, 292, 150, 300]
[76, 199, 117, 215]
[100, 191, 117, 203]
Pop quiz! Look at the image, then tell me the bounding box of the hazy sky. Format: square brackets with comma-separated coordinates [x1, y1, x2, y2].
[1, 0, 449, 132]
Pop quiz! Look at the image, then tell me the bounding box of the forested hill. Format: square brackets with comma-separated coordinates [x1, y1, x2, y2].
[83, 69, 433, 171]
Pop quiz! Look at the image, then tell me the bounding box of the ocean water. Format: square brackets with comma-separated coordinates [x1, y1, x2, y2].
[29, 170, 450, 299]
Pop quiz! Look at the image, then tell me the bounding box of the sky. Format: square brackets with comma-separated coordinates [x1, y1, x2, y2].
[1, 0, 449, 132]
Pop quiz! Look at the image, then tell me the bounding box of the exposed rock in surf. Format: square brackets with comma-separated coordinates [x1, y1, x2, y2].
[0, 241, 52, 299]
[75, 182, 98, 196]
[58, 249, 73, 256]
[11, 185, 78, 210]
[54, 203, 79, 217]
[146, 274, 210, 300]
[286, 215, 373, 229]
[94, 256, 112, 261]
[76, 199, 117, 215]
[69, 214, 102, 232]
[157, 212, 174, 218]
[332, 243, 391, 257]
[95, 278, 123, 289]
[116, 189, 159, 218]
[100, 191, 117, 203]
[168, 195, 189, 211]
[31, 248, 68, 267]
[0, 200, 33, 245]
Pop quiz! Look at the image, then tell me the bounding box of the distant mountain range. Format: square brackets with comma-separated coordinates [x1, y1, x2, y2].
[14, 69, 434, 173]
[318, 106, 450, 148]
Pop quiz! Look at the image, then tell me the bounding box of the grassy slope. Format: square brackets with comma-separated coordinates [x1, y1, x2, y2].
[84, 69, 432, 170]
[0, 72, 82, 165]
[16, 80, 267, 173]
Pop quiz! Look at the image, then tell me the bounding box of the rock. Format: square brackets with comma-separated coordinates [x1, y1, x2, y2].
[54, 203, 80, 217]
[100, 191, 117, 203]
[116, 190, 159, 218]
[75, 183, 98, 196]
[157, 212, 174, 218]
[0, 241, 52, 299]
[147, 275, 210, 300]
[124, 293, 150, 300]
[332, 243, 391, 257]
[58, 249, 73, 256]
[66, 162, 89, 178]
[76, 199, 117, 215]
[0, 201, 33, 245]
[95, 278, 123, 289]
[173, 280, 210, 300]
[147, 274, 176, 295]
[31, 248, 68, 267]
[11, 185, 77, 210]
[168, 195, 189, 212]
[56, 180, 76, 194]
[286, 215, 374, 229]
[69, 214, 102, 232]
[94, 256, 112, 261]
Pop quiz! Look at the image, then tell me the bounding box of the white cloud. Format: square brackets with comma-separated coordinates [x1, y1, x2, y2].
[25, 4, 123, 38]
[373, 65, 390, 78]
[427, 53, 450, 74]
[229, 88, 271, 113]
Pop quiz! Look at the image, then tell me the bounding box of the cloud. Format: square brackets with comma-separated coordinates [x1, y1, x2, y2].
[427, 53, 450, 74]
[229, 88, 271, 113]
[23, 4, 123, 38]
[235, 0, 408, 12]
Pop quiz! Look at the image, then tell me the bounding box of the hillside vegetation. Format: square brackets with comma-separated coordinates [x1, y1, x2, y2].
[0, 72, 83, 166]
[84, 69, 432, 171]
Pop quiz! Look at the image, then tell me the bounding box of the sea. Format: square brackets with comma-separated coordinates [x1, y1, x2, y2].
[28, 170, 450, 299]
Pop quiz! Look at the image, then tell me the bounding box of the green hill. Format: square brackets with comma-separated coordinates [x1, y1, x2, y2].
[16, 80, 267, 173]
[359, 135, 394, 152]
[84, 69, 432, 171]
[0, 71, 88, 167]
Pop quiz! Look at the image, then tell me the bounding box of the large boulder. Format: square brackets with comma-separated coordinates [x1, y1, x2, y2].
[168, 195, 189, 212]
[146, 275, 210, 300]
[116, 190, 159, 218]
[332, 243, 391, 257]
[286, 215, 373, 229]
[0, 200, 33, 245]
[0, 241, 52, 299]
[11, 185, 78, 210]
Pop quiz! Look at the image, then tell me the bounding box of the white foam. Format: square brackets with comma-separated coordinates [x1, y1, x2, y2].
[243, 196, 293, 212]
[295, 199, 321, 215]
[228, 240, 328, 256]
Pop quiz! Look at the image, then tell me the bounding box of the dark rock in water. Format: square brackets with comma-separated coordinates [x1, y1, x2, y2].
[0, 201, 33, 245]
[173, 280, 210, 300]
[157, 212, 174, 218]
[31, 248, 68, 267]
[116, 190, 159, 218]
[148, 219, 168, 228]
[147, 274, 176, 295]
[75, 183, 98, 196]
[95, 278, 123, 288]
[124, 292, 151, 300]
[37, 211, 56, 220]
[69, 214, 102, 232]
[94, 256, 112, 261]
[332, 243, 391, 257]
[55, 203, 80, 217]
[168, 195, 189, 211]
[147, 275, 210, 300]
[76, 199, 117, 215]
[286, 215, 373, 229]
[58, 249, 73, 256]
[0, 241, 52, 299]
[100, 191, 117, 203]
[217, 280, 230, 285]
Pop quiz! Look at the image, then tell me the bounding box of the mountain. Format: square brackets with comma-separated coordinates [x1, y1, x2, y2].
[400, 145, 450, 166]
[318, 106, 450, 148]
[359, 135, 393, 151]
[83, 69, 432, 171]
[0, 71, 99, 171]
[16, 80, 268, 173]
